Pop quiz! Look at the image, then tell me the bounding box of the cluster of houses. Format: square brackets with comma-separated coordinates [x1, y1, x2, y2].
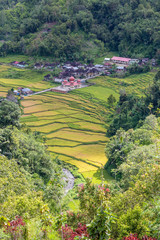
[13, 87, 33, 96]
[34, 62, 58, 70]
[46, 57, 157, 82]
[105, 57, 139, 66]
[104, 56, 156, 66]
[10, 56, 157, 85]
[104, 56, 157, 73]
[9, 56, 158, 96]
[54, 62, 108, 83]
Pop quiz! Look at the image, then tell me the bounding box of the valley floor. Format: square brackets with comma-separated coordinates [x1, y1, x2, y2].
[0, 60, 156, 182]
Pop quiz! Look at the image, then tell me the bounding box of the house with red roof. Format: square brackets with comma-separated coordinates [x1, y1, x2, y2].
[111, 56, 132, 65]
[62, 76, 81, 89]
[51, 77, 83, 93]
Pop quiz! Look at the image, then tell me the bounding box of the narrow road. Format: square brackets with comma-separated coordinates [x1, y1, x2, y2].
[26, 88, 53, 97]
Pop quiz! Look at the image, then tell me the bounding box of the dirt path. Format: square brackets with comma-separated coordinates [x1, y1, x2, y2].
[63, 168, 75, 195]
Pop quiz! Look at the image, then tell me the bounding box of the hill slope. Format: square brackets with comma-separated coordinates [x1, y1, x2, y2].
[0, 0, 160, 61]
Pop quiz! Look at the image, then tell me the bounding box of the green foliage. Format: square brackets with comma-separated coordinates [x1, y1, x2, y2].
[0, 155, 32, 203]
[1, 193, 44, 220]
[105, 114, 158, 179]
[109, 162, 160, 239]
[0, 155, 44, 219]
[107, 94, 116, 107]
[78, 178, 110, 223]
[88, 206, 116, 240]
[105, 129, 135, 176]
[40, 205, 53, 239]
[146, 70, 160, 111]
[0, 216, 8, 228]
[127, 64, 151, 75]
[0, 127, 53, 181]
[117, 144, 156, 189]
[107, 91, 149, 136]
[143, 199, 160, 238]
[116, 205, 149, 240]
[0, 99, 21, 128]
[44, 171, 64, 211]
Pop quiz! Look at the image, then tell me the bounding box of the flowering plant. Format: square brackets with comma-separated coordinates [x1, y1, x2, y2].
[3, 216, 26, 240]
[60, 223, 89, 240]
[122, 234, 157, 240]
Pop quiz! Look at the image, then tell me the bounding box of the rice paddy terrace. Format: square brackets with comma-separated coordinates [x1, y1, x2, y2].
[0, 62, 156, 181]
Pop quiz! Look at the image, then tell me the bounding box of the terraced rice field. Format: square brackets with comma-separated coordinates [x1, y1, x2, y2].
[0, 63, 156, 181]
[89, 71, 156, 96]
[21, 91, 110, 176]
[0, 64, 55, 95]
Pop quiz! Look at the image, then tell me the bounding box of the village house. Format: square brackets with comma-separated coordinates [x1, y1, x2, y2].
[151, 59, 156, 66]
[54, 78, 62, 83]
[14, 87, 33, 96]
[13, 90, 20, 95]
[44, 63, 55, 70]
[104, 58, 111, 63]
[12, 61, 19, 66]
[129, 59, 139, 65]
[51, 76, 84, 93]
[116, 66, 126, 72]
[104, 62, 113, 69]
[11, 61, 27, 68]
[111, 56, 132, 65]
[44, 74, 52, 81]
[94, 64, 104, 70]
[18, 61, 28, 68]
[104, 71, 111, 76]
[62, 76, 81, 89]
[141, 58, 149, 65]
[34, 63, 44, 70]
[86, 68, 100, 78]
[22, 88, 33, 95]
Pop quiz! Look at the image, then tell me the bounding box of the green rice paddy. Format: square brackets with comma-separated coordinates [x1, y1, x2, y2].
[0, 62, 156, 182]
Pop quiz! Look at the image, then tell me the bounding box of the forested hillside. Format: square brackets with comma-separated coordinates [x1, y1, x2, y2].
[0, 0, 160, 61]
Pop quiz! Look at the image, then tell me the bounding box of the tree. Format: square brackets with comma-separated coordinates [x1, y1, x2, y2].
[105, 129, 135, 176]
[78, 178, 110, 222]
[0, 100, 21, 128]
[107, 94, 116, 106]
[107, 93, 148, 136]
[146, 71, 160, 110]
[0, 127, 53, 181]
[88, 205, 116, 240]
[117, 205, 149, 240]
